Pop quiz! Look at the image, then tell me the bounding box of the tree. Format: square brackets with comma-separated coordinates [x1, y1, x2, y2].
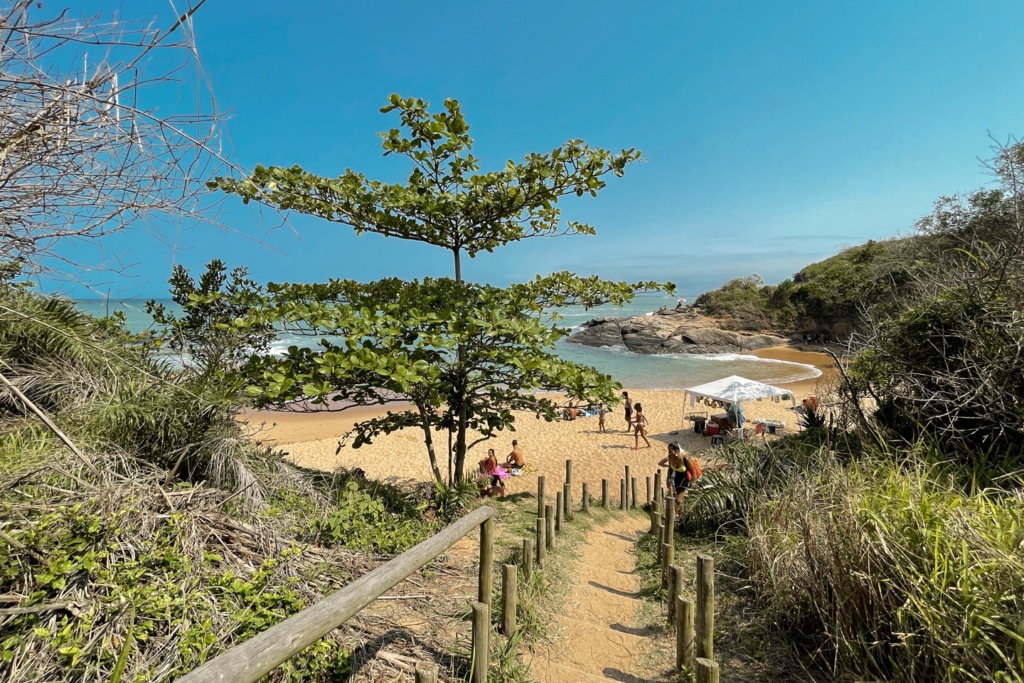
[211, 96, 672, 482]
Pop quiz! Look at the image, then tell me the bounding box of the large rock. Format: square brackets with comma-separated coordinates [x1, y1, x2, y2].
[567, 308, 787, 355]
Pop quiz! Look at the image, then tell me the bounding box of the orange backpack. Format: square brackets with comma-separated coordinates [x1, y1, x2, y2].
[689, 457, 703, 478]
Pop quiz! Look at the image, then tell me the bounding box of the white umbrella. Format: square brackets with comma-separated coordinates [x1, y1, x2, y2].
[682, 375, 795, 440]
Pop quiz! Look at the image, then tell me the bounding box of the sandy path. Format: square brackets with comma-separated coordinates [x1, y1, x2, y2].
[531, 514, 653, 682]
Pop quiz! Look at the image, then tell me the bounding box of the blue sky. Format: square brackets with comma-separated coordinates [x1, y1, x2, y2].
[58, 0, 1024, 299]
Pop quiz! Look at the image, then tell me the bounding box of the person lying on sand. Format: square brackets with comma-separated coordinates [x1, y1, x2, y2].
[505, 439, 525, 475]
[658, 442, 699, 516]
[631, 402, 651, 450]
[478, 448, 505, 497]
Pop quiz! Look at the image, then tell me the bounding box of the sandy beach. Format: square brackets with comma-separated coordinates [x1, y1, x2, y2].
[239, 345, 837, 493]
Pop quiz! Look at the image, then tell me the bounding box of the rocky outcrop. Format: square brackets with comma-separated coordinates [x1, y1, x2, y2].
[567, 307, 787, 355]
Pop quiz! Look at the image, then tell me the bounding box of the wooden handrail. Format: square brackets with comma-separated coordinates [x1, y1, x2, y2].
[177, 505, 496, 683]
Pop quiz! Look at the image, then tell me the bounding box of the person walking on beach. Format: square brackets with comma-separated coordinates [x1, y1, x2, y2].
[622, 391, 632, 431]
[505, 439, 525, 476]
[631, 402, 651, 450]
[598, 403, 606, 434]
[658, 442, 699, 516]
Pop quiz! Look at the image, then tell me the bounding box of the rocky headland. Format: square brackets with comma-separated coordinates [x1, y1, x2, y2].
[566, 306, 789, 355]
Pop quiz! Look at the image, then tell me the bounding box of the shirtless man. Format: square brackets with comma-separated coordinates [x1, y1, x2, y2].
[505, 439, 525, 475]
[622, 391, 632, 430]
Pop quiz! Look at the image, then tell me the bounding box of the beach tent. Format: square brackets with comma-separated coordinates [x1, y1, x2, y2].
[682, 375, 795, 440]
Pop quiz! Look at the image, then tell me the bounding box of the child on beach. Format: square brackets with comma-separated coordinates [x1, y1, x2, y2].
[598, 403, 606, 433]
[658, 442, 700, 516]
[631, 402, 651, 450]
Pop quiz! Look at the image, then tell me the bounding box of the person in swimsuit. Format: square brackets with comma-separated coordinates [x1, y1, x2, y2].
[631, 402, 651, 450]
[479, 448, 504, 496]
[622, 391, 632, 430]
[598, 403, 606, 434]
[505, 440, 525, 475]
[658, 442, 697, 516]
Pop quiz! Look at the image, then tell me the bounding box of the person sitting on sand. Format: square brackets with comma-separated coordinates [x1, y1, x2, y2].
[631, 402, 651, 450]
[659, 442, 699, 516]
[562, 405, 579, 421]
[505, 440, 525, 475]
[479, 448, 505, 497]
[598, 403, 606, 434]
[623, 391, 632, 430]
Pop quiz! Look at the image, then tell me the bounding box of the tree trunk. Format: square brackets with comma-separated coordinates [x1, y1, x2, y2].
[416, 402, 443, 483]
[454, 398, 468, 483]
[453, 248, 462, 283]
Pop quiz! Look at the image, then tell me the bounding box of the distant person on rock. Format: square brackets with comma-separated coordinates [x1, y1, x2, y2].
[623, 391, 632, 431]
[631, 402, 651, 450]
[505, 440, 525, 476]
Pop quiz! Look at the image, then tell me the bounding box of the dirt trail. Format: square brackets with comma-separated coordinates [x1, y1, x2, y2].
[531, 514, 656, 683]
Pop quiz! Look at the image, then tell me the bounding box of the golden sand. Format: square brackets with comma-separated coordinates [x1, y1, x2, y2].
[239, 346, 836, 494]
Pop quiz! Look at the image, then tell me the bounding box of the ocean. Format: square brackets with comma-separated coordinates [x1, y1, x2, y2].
[75, 294, 819, 390]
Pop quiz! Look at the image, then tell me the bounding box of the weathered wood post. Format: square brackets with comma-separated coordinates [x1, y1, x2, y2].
[696, 554, 714, 661]
[522, 539, 533, 581]
[555, 491, 563, 532]
[545, 505, 555, 549]
[563, 482, 571, 521]
[620, 479, 627, 511]
[415, 661, 438, 683]
[631, 477, 639, 511]
[471, 602, 489, 683]
[536, 519, 546, 567]
[581, 483, 590, 513]
[695, 657, 719, 683]
[662, 543, 674, 588]
[618, 466, 626, 509]
[501, 564, 517, 636]
[602, 479, 609, 509]
[646, 476, 652, 507]
[566, 459, 573, 493]
[653, 470, 662, 510]
[669, 565, 684, 626]
[677, 597, 695, 673]
[536, 476, 545, 519]
[479, 518, 494, 608]
[655, 522, 664, 565]
[665, 494, 676, 532]
[651, 510, 662, 541]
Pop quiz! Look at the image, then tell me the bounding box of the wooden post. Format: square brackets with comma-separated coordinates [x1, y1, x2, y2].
[479, 518, 494, 608]
[665, 494, 676, 533]
[545, 506, 554, 549]
[646, 476, 652, 507]
[631, 477, 639, 511]
[522, 539, 533, 581]
[471, 601, 489, 683]
[651, 510, 662, 540]
[695, 657, 719, 683]
[582, 483, 589, 513]
[415, 661, 438, 683]
[563, 482, 571, 521]
[669, 565, 684, 627]
[653, 470, 662, 511]
[501, 564, 517, 636]
[661, 543, 674, 588]
[620, 479, 626, 511]
[677, 597, 695, 673]
[537, 476, 546, 519]
[696, 554, 714, 661]
[602, 479, 609, 509]
[618, 466, 626, 509]
[555, 491, 563, 532]
[566, 459, 573, 489]
[655, 522, 664, 565]
[536, 519, 546, 567]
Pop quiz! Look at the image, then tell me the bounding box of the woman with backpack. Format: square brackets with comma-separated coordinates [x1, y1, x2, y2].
[658, 442, 701, 516]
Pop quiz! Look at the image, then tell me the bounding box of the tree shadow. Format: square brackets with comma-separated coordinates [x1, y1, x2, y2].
[601, 668, 653, 682]
[588, 581, 639, 599]
[603, 531, 638, 543]
[609, 622, 658, 637]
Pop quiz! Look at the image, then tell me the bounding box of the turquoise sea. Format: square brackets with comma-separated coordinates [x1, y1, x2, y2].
[75, 294, 819, 390]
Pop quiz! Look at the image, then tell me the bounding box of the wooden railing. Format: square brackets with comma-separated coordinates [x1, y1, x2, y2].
[176, 505, 495, 683]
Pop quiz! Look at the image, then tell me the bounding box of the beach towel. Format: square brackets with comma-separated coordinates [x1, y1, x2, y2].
[495, 466, 510, 480]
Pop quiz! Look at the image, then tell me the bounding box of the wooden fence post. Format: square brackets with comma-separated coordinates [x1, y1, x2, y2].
[665, 494, 676, 532]
[537, 476, 545, 519]
[522, 539, 533, 581]
[545, 506, 554, 549]
[620, 479, 626, 511]
[415, 661, 438, 683]
[646, 476, 652, 507]
[501, 564, 517, 636]
[653, 470, 662, 510]
[696, 554, 714, 661]
[536, 519, 546, 567]
[555, 491, 563, 532]
[582, 483, 589, 513]
[479, 518, 494, 608]
[602, 479, 609, 509]
[631, 477, 639, 511]
[563, 482, 571, 521]
[695, 657, 719, 683]
[651, 510, 661, 540]
[677, 597, 695, 673]
[624, 465, 631, 510]
[662, 543, 674, 588]
[471, 602, 489, 683]
[566, 459, 573, 491]
[669, 565, 683, 627]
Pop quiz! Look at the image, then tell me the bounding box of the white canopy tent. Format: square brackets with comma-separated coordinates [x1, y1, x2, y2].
[682, 375, 795, 440]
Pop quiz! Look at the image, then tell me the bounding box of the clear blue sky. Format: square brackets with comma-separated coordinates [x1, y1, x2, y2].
[59, 0, 1024, 299]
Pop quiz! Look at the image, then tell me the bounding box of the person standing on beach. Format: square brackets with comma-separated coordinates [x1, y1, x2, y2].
[598, 403, 606, 434]
[623, 391, 632, 431]
[631, 402, 651, 450]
